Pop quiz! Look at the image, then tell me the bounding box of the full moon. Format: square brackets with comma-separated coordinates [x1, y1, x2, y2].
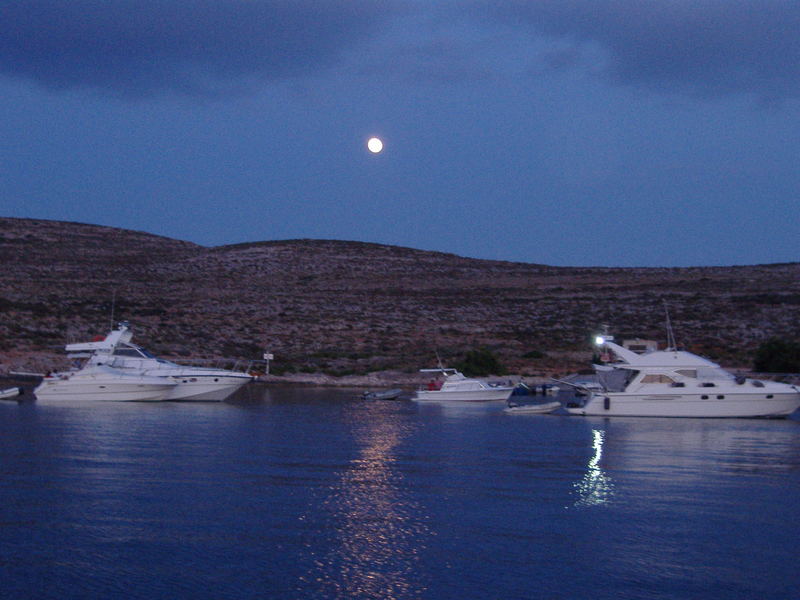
[367, 137, 383, 153]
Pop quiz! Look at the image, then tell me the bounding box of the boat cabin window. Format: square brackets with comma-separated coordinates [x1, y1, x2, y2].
[676, 369, 697, 379]
[641, 374, 676, 384]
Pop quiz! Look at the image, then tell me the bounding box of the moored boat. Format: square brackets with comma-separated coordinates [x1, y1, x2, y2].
[361, 388, 404, 401]
[0, 386, 23, 400]
[413, 368, 514, 403]
[65, 322, 253, 401]
[565, 339, 800, 418]
[504, 400, 561, 414]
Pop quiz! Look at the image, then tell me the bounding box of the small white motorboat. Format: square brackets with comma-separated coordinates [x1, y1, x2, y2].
[0, 386, 23, 400]
[361, 388, 404, 401]
[504, 400, 561, 415]
[413, 368, 514, 403]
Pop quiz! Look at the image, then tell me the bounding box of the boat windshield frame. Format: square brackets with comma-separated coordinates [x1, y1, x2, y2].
[112, 343, 158, 359]
[598, 368, 640, 392]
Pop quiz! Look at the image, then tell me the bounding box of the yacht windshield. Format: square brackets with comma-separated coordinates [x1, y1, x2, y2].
[598, 369, 638, 392]
[113, 344, 157, 359]
[696, 367, 735, 381]
[113, 347, 144, 357]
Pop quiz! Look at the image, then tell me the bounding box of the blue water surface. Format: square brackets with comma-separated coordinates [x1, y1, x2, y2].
[1, 386, 799, 599]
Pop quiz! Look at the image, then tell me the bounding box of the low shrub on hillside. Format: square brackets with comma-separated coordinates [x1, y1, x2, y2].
[454, 347, 507, 377]
[753, 338, 800, 373]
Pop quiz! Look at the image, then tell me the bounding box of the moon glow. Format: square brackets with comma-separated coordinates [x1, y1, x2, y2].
[367, 137, 384, 153]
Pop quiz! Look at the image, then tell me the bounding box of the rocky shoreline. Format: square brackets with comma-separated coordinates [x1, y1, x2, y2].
[255, 369, 543, 389]
[0, 365, 546, 392]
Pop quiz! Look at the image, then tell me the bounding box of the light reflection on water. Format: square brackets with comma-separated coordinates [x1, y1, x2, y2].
[1, 387, 800, 599]
[573, 428, 614, 507]
[300, 403, 431, 600]
[566, 416, 800, 599]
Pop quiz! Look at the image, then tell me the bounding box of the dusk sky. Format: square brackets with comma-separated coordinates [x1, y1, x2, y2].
[2, 1, 799, 267]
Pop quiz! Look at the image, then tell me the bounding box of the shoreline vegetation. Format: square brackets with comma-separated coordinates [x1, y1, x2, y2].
[2, 217, 799, 382]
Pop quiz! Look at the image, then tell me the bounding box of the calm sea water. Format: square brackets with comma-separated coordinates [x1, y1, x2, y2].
[2, 385, 799, 600]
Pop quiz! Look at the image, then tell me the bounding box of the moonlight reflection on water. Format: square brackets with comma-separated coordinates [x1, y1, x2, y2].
[301, 411, 431, 599]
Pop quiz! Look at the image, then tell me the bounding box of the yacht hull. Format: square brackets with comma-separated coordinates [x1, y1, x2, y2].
[160, 374, 252, 401]
[566, 391, 800, 418]
[413, 387, 514, 402]
[34, 377, 175, 403]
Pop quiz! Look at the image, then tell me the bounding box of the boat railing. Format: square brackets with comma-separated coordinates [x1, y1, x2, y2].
[146, 357, 267, 374]
[488, 380, 514, 388]
[744, 372, 800, 385]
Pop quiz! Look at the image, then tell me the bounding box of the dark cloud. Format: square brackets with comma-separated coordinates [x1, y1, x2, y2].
[483, 1, 800, 99]
[0, 0, 401, 96]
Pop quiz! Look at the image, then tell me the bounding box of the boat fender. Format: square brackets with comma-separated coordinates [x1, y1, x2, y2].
[603, 397, 610, 410]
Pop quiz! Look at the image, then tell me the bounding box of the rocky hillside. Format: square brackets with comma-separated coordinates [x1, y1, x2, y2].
[1, 217, 798, 380]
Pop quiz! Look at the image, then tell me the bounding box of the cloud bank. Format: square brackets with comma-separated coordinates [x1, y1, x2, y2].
[0, 0, 399, 96]
[485, 1, 800, 100]
[3, 1, 799, 101]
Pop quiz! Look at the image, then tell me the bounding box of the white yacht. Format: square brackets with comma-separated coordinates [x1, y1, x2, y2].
[565, 339, 800, 418]
[34, 365, 177, 403]
[65, 322, 253, 402]
[413, 368, 514, 403]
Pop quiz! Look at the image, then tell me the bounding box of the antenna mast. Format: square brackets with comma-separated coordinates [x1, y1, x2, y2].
[664, 301, 677, 350]
[109, 290, 116, 331]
